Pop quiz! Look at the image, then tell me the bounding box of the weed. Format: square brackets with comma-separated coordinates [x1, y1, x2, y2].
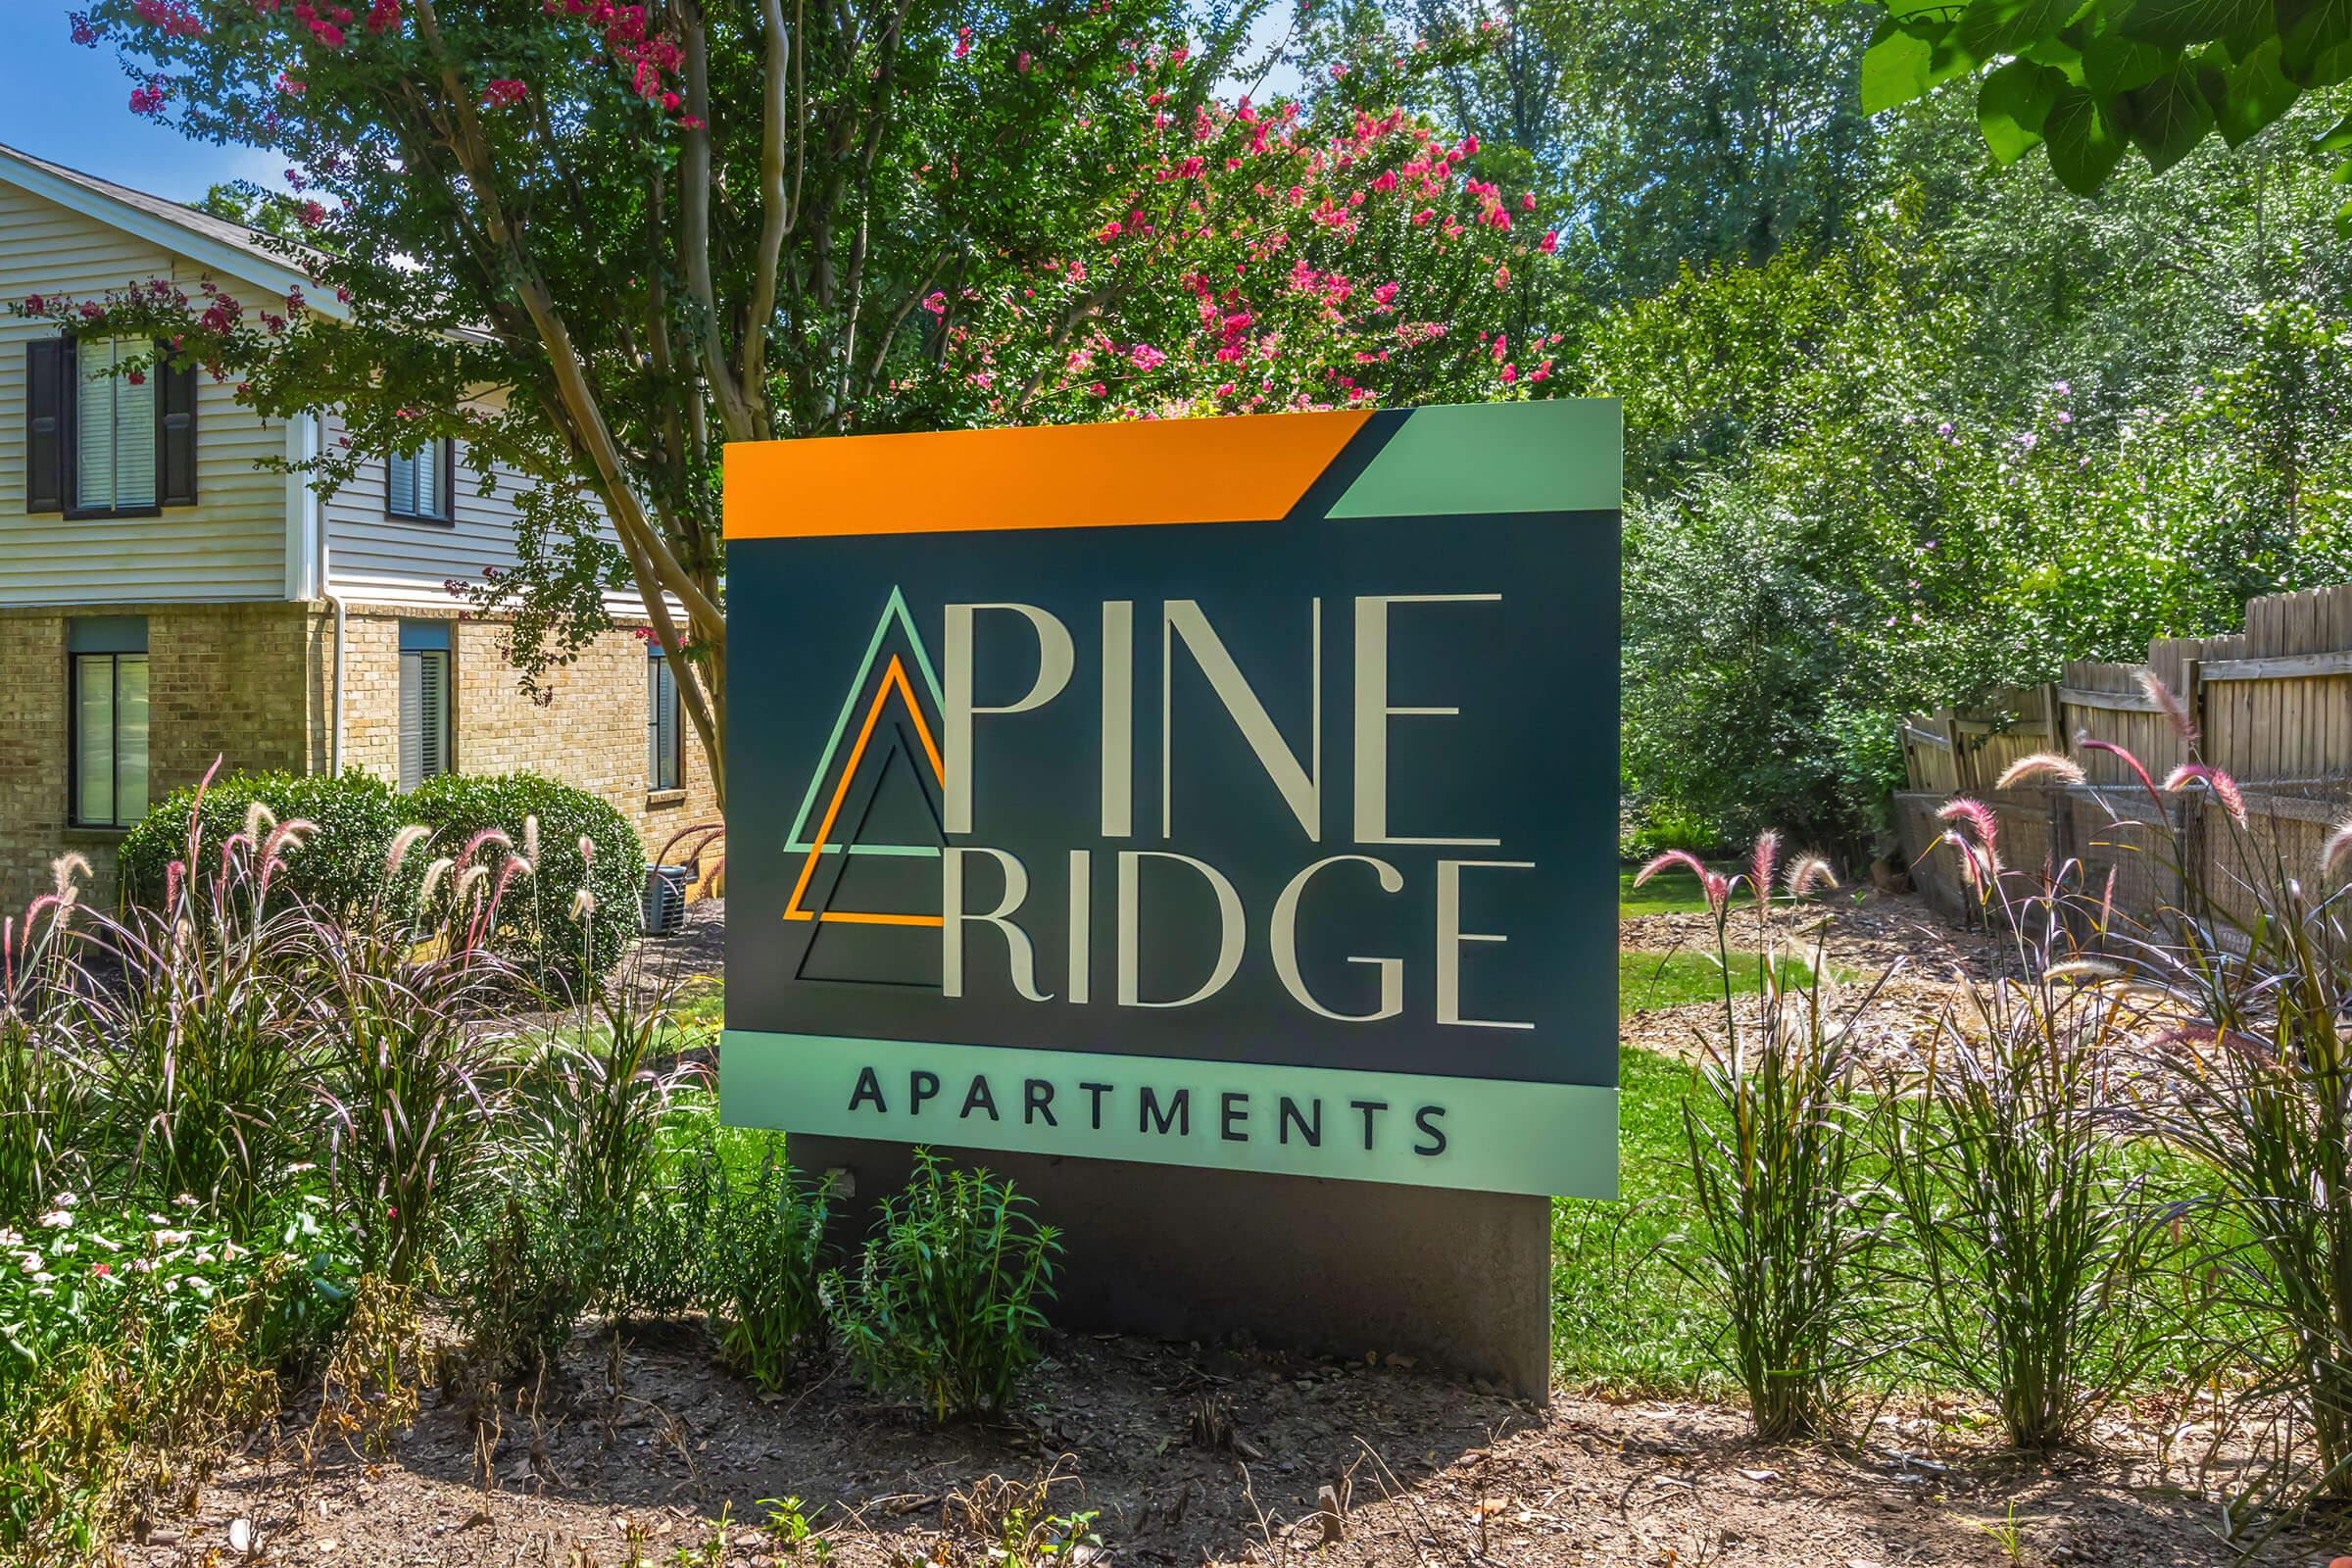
[760, 1494, 834, 1560]
[703, 1147, 832, 1391]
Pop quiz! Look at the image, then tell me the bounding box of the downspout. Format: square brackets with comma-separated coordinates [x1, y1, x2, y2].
[300, 411, 348, 774]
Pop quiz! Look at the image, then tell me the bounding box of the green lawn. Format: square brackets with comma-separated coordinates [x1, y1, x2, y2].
[1618, 948, 1815, 1016]
[1549, 1041, 2230, 1398]
[1618, 863, 1716, 917]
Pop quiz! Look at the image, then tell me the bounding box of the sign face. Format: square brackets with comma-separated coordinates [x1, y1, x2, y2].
[720, 402, 1620, 1198]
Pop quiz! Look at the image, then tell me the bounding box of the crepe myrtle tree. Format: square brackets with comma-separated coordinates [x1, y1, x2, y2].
[45, 0, 1266, 794]
[919, 104, 1563, 421]
[1860, 0, 2352, 209]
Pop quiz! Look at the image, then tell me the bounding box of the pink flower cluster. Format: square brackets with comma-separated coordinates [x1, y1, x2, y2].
[68, 11, 99, 46]
[366, 0, 399, 34]
[128, 74, 169, 116]
[290, 2, 354, 49]
[132, 0, 206, 37]
[482, 78, 528, 109]
[539, 1, 690, 116]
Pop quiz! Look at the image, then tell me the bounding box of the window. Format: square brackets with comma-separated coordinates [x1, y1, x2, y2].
[68, 616, 149, 828]
[648, 647, 682, 792]
[386, 438, 454, 523]
[22, 336, 196, 515]
[76, 338, 156, 514]
[397, 621, 452, 792]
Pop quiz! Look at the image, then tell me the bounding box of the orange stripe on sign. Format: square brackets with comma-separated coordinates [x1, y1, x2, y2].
[723, 410, 1372, 540]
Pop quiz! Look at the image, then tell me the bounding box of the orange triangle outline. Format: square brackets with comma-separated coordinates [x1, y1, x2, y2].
[783, 654, 948, 927]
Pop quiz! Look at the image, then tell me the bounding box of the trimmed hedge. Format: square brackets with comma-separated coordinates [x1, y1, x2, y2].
[120, 768, 646, 983]
[406, 771, 645, 981]
[119, 769, 405, 917]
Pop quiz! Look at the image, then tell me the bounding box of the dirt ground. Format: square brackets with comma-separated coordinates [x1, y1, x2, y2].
[1617, 888, 2010, 1072]
[120, 891, 2333, 1567]
[122, 1327, 2326, 1568]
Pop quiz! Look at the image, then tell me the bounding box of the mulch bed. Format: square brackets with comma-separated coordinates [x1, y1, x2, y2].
[123, 1327, 2291, 1567]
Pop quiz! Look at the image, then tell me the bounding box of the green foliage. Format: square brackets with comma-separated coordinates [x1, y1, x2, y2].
[1860, 0, 2350, 214]
[0, 1196, 360, 1558]
[700, 1138, 834, 1394]
[118, 769, 405, 917]
[509, 986, 710, 1321]
[405, 771, 646, 984]
[833, 1152, 1061, 1420]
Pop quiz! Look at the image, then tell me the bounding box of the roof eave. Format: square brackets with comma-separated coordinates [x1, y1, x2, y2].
[0, 149, 352, 321]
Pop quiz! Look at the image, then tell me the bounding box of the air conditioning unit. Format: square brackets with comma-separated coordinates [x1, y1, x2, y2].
[641, 862, 691, 936]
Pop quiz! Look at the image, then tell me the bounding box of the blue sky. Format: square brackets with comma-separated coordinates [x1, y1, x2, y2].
[0, 3, 1297, 207]
[0, 8, 279, 202]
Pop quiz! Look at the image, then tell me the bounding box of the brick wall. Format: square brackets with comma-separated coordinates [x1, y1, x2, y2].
[0, 602, 717, 912]
[335, 607, 720, 863]
[0, 602, 318, 909]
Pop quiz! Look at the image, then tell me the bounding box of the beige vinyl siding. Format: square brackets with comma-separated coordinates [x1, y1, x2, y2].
[0, 183, 289, 605]
[319, 409, 637, 612]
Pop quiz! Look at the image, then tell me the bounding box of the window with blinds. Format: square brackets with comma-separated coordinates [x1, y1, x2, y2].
[648, 649, 682, 791]
[398, 621, 452, 791]
[76, 337, 157, 514]
[69, 616, 149, 828]
[387, 438, 453, 521]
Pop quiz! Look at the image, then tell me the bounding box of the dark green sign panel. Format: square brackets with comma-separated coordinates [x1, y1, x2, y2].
[720, 401, 1620, 1197]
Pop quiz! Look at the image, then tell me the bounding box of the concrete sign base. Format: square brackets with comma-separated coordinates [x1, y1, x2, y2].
[799, 1133, 1554, 1401]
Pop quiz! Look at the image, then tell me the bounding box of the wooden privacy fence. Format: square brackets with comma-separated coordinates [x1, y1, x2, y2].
[1896, 582, 2352, 930]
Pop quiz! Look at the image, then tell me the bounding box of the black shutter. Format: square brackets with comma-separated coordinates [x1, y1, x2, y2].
[157, 350, 197, 507]
[25, 337, 66, 513]
[440, 435, 457, 521]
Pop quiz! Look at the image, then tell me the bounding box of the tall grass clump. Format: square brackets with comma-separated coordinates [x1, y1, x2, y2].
[510, 952, 710, 1322]
[1644, 836, 1883, 1441]
[0, 860, 97, 1217]
[834, 1151, 1060, 1421]
[2049, 699, 2352, 1518]
[696, 1125, 833, 1393]
[1888, 779, 2180, 1447]
[97, 799, 320, 1232]
[313, 826, 527, 1288]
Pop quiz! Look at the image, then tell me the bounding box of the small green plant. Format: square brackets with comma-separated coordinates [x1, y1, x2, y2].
[759, 1495, 833, 1560]
[1001, 1507, 1101, 1565]
[699, 1131, 832, 1392]
[1970, 1500, 2029, 1563]
[832, 1151, 1060, 1420]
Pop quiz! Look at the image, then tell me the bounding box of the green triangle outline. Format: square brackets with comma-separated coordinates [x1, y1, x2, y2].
[782, 585, 946, 858]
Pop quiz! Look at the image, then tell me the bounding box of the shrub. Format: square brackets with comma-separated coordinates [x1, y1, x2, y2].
[833, 1151, 1060, 1420]
[695, 1127, 832, 1393]
[119, 769, 404, 917]
[0, 1197, 359, 1556]
[1650, 839, 1883, 1442]
[407, 772, 644, 984]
